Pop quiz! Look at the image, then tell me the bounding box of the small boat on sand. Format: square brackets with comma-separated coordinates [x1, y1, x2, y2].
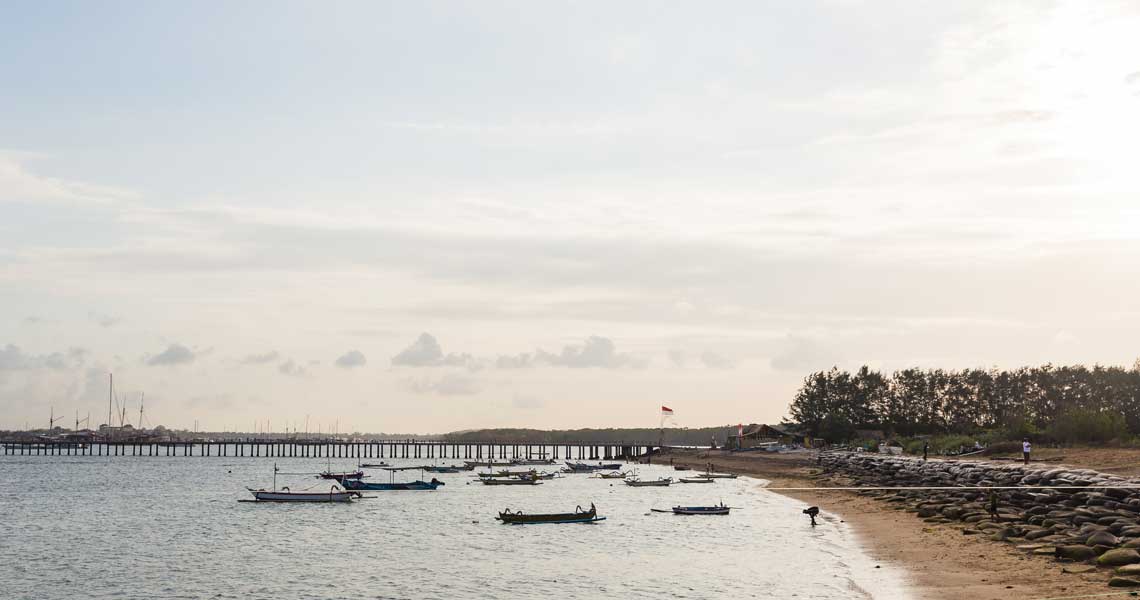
[497, 503, 605, 524]
[359, 462, 389, 468]
[673, 465, 691, 471]
[510, 458, 556, 466]
[624, 478, 672, 487]
[697, 472, 738, 479]
[597, 471, 629, 479]
[679, 477, 714, 483]
[423, 465, 462, 473]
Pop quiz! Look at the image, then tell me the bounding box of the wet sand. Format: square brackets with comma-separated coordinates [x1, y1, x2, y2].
[663, 449, 1112, 600]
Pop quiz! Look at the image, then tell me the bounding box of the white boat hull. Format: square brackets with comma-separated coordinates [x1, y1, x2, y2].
[249, 489, 354, 502]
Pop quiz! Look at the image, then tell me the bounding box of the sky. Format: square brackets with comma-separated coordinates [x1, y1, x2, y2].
[2, 1, 1139, 433]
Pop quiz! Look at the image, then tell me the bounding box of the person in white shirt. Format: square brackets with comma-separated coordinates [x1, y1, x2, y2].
[1022, 439, 1031, 465]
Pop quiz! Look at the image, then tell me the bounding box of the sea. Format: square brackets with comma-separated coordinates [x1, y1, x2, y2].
[0, 454, 911, 599]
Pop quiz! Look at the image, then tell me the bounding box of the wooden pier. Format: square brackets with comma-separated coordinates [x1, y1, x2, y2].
[0, 440, 654, 460]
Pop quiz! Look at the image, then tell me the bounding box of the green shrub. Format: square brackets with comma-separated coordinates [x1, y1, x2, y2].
[1048, 408, 1127, 444]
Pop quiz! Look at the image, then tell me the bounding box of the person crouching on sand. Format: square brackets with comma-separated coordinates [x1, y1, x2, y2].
[1022, 438, 1032, 465]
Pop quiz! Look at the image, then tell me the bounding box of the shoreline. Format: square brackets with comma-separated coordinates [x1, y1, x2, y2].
[662, 449, 1111, 600]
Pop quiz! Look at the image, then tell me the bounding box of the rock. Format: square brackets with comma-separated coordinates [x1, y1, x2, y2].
[1098, 549, 1140, 566]
[1109, 577, 1140, 587]
[1117, 564, 1140, 576]
[1032, 547, 1057, 556]
[1056, 545, 1098, 562]
[1062, 565, 1097, 574]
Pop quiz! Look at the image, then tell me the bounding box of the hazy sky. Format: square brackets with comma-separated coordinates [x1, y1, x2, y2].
[2, 1, 1138, 433]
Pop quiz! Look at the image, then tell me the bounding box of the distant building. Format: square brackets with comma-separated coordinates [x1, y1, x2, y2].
[727, 424, 813, 449]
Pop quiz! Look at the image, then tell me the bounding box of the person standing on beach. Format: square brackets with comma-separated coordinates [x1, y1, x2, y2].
[1022, 438, 1032, 465]
[922, 441, 929, 461]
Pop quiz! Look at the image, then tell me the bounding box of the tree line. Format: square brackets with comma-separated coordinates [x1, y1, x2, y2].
[788, 364, 1140, 443]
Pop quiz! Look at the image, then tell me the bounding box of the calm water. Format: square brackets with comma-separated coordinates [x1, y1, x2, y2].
[0, 455, 910, 599]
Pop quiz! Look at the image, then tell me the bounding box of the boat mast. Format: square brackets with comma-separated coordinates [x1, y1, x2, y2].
[107, 373, 113, 441]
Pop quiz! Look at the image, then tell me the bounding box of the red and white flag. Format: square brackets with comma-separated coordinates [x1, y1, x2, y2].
[661, 405, 674, 416]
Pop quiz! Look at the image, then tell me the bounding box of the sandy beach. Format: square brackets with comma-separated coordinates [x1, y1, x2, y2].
[664, 449, 1114, 600]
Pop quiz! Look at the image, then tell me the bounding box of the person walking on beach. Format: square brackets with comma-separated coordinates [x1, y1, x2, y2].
[988, 488, 1000, 521]
[922, 441, 929, 461]
[1022, 438, 1032, 465]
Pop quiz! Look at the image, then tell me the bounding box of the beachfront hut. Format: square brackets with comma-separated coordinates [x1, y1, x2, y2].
[727, 424, 808, 449]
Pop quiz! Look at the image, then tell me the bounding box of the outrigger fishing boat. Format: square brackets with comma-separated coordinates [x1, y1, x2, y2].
[497, 503, 605, 524]
[657, 502, 731, 515]
[359, 462, 388, 468]
[480, 469, 541, 478]
[318, 470, 365, 481]
[510, 458, 556, 466]
[481, 476, 542, 486]
[697, 472, 738, 479]
[564, 461, 622, 472]
[246, 464, 355, 502]
[596, 471, 629, 479]
[341, 466, 444, 491]
[463, 460, 512, 470]
[423, 465, 462, 473]
[679, 477, 714, 483]
[624, 477, 672, 487]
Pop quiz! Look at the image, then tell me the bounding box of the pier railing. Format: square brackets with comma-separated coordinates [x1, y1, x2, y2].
[0, 440, 656, 460]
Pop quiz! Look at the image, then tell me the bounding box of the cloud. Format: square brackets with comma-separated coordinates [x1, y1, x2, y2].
[146, 344, 196, 367]
[0, 154, 137, 206]
[88, 311, 121, 328]
[700, 351, 734, 369]
[405, 373, 481, 396]
[0, 344, 86, 371]
[391, 333, 474, 368]
[278, 359, 307, 376]
[497, 336, 647, 369]
[240, 351, 280, 365]
[335, 350, 367, 369]
[392, 333, 443, 366]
